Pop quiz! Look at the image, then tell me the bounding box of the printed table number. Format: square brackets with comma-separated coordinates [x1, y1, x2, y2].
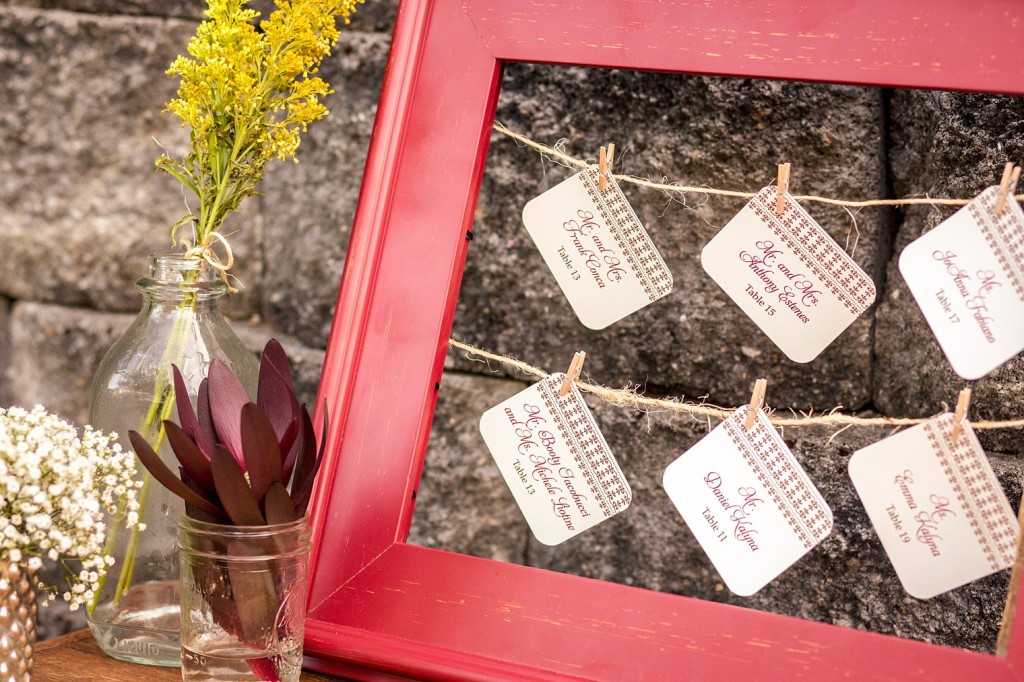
[849, 413, 1019, 599]
[701, 186, 876, 363]
[480, 373, 632, 545]
[899, 185, 1024, 379]
[663, 406, 833, 596]
[522, 166, 673, 330]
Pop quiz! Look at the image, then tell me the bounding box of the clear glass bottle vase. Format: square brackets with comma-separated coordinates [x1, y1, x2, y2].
[86, 254, 259, 666]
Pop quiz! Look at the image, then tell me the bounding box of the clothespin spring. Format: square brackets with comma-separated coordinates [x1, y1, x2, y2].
[559, 351, 587, 396]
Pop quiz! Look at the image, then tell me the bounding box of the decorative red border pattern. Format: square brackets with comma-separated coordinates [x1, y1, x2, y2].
[974, 188, 1024, 302]
[305, 1, 1024, 679]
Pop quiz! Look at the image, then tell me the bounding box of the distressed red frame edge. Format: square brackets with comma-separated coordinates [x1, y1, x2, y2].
[306, 0, 1024, 679]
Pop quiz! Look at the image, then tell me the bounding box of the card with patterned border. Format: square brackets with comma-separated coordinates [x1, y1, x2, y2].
[662, 406, 833, 596]
[700, 186, 876, 363]
[848, 413, 1019, 599]
[522, 166, 673, 330]
[480, 373, 632, 545]
[898, 186, 1024, 379]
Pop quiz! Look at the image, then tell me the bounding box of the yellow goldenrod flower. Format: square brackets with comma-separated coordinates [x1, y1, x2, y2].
[157, 0, 361, 263]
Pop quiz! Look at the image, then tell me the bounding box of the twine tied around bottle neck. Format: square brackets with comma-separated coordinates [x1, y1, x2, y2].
[182, 231, 238, 294]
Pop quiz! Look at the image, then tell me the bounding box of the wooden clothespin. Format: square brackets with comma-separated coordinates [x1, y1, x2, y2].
[996, 162, 1022, 213]
[599, 143, 616, 192]
[775, 163, 791, 215]
[951, 387, 972, 442]
[744, 378, 768, 430]
[1010, 166, 1022, 210]
[559, 351, 587, 396]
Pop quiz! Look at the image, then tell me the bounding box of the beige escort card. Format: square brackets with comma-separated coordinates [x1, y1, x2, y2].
[898, 186, 1024, 379]
[480, 373, 632, 545]
[522, 166, 673, 330]
[662, 405, 833, 596]
[849, 413, 1019, 599]
[701, 186, 876, 363]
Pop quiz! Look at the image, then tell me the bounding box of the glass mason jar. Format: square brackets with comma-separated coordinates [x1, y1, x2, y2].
[86, 254, 259, 666]
[178, 517, 312, 682]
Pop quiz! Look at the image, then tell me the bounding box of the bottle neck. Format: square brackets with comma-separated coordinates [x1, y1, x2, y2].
[137, 254, 229, 303]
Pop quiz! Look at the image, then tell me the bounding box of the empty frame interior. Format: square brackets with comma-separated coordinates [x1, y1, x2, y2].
[305, 1, 1024, 679]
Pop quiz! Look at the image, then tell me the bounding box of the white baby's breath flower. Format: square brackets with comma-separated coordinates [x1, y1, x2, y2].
[0, 405, 142, 608]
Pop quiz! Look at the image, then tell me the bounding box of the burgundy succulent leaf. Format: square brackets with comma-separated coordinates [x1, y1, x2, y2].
[263, 481, 297, 525]
[257, 338, 300, 443]
[164, 420, 215, 494]
[260, 338, 293, 390]
[290, 408, 328, 516]
[289, 408, 317, 507]
[279, 419, 301, 485]
[210, 445, 266, 526]
[180, 470, 227, 524]
[208, 360, 252, 468]
[197, 377, 217, 450]
[239, 402, 282, 507]
[128, 339, 325, 529]
[172, 364, 212, 456]
[129, 430, 222, 517]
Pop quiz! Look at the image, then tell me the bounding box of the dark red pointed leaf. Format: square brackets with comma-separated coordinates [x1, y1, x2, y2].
[261, 339, 293, 389]
[181, 472, 228, 523]
[164, 420, 215, 493]
[291, 407, 328, 516]
[128, 430, 221, 517]
[197, 377, 217, 449]
[172, 364, 211, 455]
[210, 445, 265, 526]
[279, 419, 300, 485]
[257, 339, 299, 443]
[208, 360, 251, 467]
[289, 407, 317, 500]
[240, 403, 282, 506]
[263, 481, 297, 525]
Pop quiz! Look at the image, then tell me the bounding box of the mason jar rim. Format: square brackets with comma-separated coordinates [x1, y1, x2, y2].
[179, 514, 310, 537]
[178, 515, 311, 561]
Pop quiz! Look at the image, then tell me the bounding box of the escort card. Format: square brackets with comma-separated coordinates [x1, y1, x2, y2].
[848, 413, 1019, 599]
[480, 373, 632, 545]
[701, 186, 876, 363]
[662, 406, 833, 596]
[898, 186, 1024, 379]
[522, 166, 673, 330]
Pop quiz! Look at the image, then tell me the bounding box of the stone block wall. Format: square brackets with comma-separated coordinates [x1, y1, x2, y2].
[2, 0, 1023, 660]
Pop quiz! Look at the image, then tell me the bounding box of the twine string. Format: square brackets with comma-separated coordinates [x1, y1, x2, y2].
[182, 231, 238, 294]
[448, 338, 1024, 431]
[492, 122, 1024, 209]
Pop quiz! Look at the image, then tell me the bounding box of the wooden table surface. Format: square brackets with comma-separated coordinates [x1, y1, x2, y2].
[32, 630, 345, 682]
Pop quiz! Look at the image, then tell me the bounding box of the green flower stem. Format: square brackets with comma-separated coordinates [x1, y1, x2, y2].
[89, 278, 201, 613]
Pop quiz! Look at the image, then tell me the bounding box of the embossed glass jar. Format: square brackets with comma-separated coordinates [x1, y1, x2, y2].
[86, 254, 259, 666]
[178, 517, 312, 682]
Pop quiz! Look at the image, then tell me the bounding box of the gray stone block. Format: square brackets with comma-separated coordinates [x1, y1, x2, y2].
[4, 301, 132, 423]
[260, 31, 390, 348]
[451, 65, 890, 412]
[0, 1, 201, 18]
[1, 300, 283, 423]
[0, 0, 395, 28]
[409, 372, 530, 564]
[875, 90, 1024, 454]
[0, 296, 10, 406]
[0, 7, 260, 317]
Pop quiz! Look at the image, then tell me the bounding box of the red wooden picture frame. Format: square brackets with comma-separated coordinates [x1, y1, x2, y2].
[305, 1, 1024, 679]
